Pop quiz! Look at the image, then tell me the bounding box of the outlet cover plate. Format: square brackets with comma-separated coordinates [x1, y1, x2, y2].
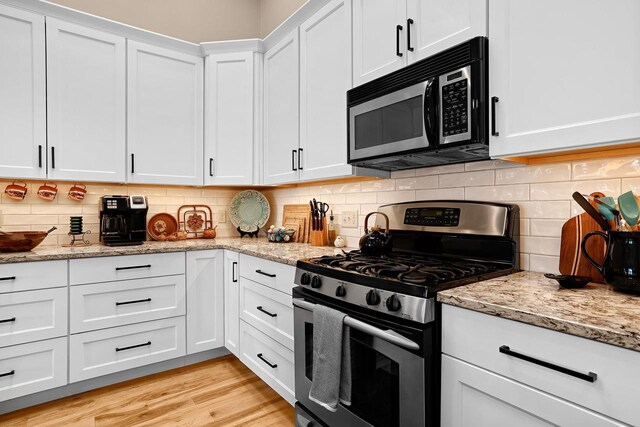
[342, 210, 358, 228]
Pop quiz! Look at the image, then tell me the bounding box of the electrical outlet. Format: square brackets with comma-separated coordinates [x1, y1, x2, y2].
[342, 210, 358, 228]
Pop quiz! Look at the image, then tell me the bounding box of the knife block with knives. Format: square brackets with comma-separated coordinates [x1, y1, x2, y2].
[309, 198, 330, 246]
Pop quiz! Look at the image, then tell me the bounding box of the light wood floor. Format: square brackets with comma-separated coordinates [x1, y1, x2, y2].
[0, 355, 294, 427]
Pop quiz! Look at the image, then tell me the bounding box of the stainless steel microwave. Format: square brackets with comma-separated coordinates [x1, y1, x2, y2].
[347, 37, 489, 171]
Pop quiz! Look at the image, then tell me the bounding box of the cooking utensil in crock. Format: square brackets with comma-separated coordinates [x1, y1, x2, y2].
[572, 192, 610, 231]
[618, 191, 639, 227]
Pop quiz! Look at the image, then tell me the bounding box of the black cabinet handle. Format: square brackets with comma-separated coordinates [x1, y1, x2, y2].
[38, 145, 43, 168]
[51, 146, 55, 169]
[116, 341, 151, 352]
[257, 306, 277, 317]
[232, 261, 238, 283]
[131, 153, 135, 174]
[499, 345, 597, 383]
[396, 25, 403, 57]
[116, 264, 151, 271]
[209, 158, 214, 177]
[0, 370, 15, 378]
[407, 19, 414, 51]
[0, 276, 16, 282]
[0, 317, 16, 324]
[255, 269, 276, 278]
[292, 149, 297, 171]
[116, 298, 151, 306]
[257, 353, 277, 369]
[298, 148, 303, 170]
[491, 96, 500, 136]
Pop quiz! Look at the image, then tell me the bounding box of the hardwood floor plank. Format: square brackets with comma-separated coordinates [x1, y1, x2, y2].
[0, 355, 294, 427]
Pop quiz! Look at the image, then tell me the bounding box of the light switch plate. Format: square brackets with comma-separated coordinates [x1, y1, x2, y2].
[342, 210, 358, 228]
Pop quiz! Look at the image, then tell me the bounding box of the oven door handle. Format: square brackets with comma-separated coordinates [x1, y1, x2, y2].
[292, 298, 420, 351]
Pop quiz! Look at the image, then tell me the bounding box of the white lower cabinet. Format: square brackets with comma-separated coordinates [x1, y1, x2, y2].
[441, 355, 625, 427]
[0, 337, 67, 402]
[186, 250, 224, 354]
[239, 321, 295, 405]
[0, 287, 68, 348]
[69, 316, 186, 383]
[224, 251, 240, 357]
[442, 305, 639, 426]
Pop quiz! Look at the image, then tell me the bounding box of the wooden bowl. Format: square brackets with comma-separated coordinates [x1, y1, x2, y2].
[0, 231, 50, 252]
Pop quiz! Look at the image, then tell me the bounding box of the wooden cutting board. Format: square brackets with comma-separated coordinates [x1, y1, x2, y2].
[559, 209, 606, 283]
[282, 204, 312, 243]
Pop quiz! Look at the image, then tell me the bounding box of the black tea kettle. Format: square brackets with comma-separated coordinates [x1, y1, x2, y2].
[359, 212, 392, 256]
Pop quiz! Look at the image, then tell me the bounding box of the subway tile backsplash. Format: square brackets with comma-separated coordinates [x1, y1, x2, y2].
[263, 154, 640, 275]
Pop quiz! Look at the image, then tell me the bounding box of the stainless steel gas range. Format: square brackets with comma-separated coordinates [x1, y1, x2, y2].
[293, 200, 520, 427]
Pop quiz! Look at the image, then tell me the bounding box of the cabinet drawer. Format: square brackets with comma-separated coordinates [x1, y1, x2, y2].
[0, 288, 68, 347]
[70, 252, 185, 285]
[239, 254, 295, 294]
[240, 321, 294, 404]
[70, 276, 186, 333]
[240, 277, 293, 350]
[0, 261, 67, 293]
[69, 316, 186, 382]
[442, 305, 640, 426]
[0, 337, 68, 402]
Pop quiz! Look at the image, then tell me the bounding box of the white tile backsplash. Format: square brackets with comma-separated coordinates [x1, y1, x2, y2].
[495, 163, 572, 184]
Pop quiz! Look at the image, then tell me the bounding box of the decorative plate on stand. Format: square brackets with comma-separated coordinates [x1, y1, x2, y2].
[229, 190, 270, 234]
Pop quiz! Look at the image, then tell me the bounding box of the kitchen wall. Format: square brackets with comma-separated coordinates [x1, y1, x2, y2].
[0, 181, 241, 247]
[263, 154, 640, 274]
[48, 0, 306, 42]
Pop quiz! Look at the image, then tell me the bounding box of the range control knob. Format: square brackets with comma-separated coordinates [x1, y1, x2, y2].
[365, 290, 380, 305]
[385, 294, 402, 312]
[335, 285, 346, 297]
[300, 272, 311, 285]
[311, 275, 322, 289]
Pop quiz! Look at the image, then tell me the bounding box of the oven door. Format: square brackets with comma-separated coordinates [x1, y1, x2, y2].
[293, 297, 426, 427]
[348, 78, 438, 163]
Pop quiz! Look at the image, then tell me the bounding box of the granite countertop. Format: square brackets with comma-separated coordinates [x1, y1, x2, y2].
[438, 271, 640, 352]
[0, 238, 349, 266]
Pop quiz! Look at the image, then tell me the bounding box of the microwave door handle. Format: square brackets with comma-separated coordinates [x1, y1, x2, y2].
[423, 77, 439, 146]
[292, 298, 420, 351]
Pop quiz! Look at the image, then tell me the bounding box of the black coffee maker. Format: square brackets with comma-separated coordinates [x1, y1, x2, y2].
[99, 195, 148, 246]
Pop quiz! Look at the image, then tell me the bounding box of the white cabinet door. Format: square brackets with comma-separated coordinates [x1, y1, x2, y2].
[352, 0, 406, 86]
[223, 250, 240, 357]
[204, 52, 255, 186]
[299, 0, 353, 181]
[0, 5, 46, 180]
[489, 0, 640, 158]
[186, 250, 223, 354]
[406, 0, 487, 63]
[128, 41, 203, 185]
[46, 18, 126, 182]
[441, 355, 626, 427]
[263, 30, 300, 185]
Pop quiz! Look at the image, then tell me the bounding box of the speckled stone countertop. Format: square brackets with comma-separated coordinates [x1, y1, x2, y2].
[438, 271, 640, 352]
[0, 238, 350, 266]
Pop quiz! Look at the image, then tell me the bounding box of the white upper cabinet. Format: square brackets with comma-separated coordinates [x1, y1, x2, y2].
[299, 0, 353, 182]
[0, 5, 46, 180]
[352, 0, 407, 86]
[127, 41, 203, 185]
[489, 0, 640, 158]
[46, 18, 126, 183]
[204, 52, 256, 186]
[263, 30, 300, 185]
[406, 0, 486, 63]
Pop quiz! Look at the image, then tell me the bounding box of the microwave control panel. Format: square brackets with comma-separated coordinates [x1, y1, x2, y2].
[404, 207, 460, 227]
[442, 78, 468, 137]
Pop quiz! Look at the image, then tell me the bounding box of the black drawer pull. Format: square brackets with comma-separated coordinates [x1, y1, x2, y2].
[115, 264, 152, 271]
[257, 306, 277, 317]
[116, 341, 151, 352]
[0, 276, 16, 282]
[0, 317, 16, 324]
[491, 96, 500, 136]
[116, 298, 151, 306]
[0, 370, 15, 378]
[257, 353, 277, 369]
[255, 269, 276, 278]
[232, 261, 238, 283]
[499, 345, 597, 383]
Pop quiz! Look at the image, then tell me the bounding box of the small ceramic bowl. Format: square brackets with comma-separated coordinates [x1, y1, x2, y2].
[544, 273, 591, 289]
